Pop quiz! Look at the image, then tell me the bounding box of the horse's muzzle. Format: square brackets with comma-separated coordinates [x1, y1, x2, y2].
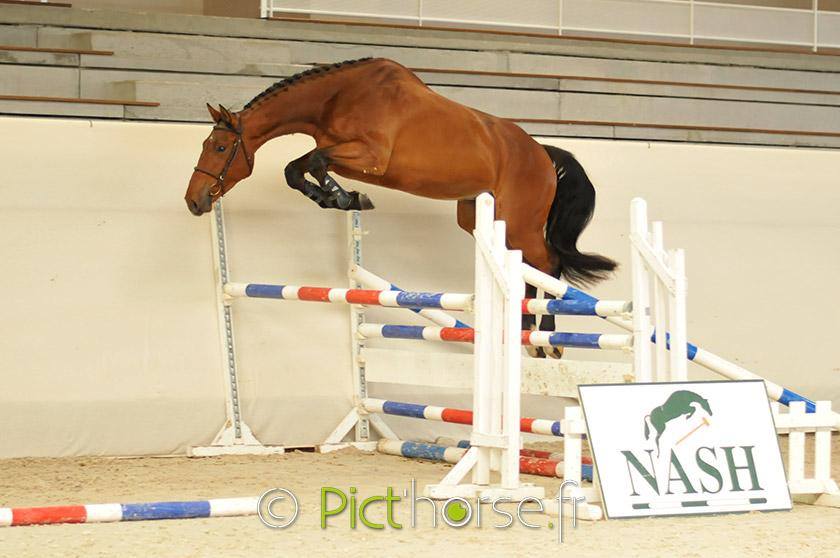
[186, 197, 204, 216]
[185, 185, 213, 216]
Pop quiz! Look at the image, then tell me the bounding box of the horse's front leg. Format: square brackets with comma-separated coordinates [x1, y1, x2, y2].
[284, 150, 334, 208]
[308, 142, 380, 211]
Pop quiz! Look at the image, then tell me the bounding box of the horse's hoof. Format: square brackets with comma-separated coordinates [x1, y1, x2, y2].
[525, 346, 545, 359]
[335, 192, 353, 210]
[546, 346, 564, 359]
[308, 193, 331, 209]
[357, 193, 374, 210]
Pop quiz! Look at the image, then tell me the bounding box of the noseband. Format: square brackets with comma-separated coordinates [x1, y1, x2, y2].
[193, 122, 254, 197]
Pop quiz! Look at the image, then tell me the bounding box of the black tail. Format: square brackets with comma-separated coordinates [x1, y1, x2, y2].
[542, 145, 617, 286]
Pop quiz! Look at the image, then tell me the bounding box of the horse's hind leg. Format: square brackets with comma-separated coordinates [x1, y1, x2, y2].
[460, 197, 542, 350]
[456, 198, 476, 233]
[502, 196, 563, 359]
[523, 284, 542, 358]
[524, 280, 564, 359]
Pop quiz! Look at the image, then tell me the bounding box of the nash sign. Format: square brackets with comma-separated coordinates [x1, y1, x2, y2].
[579, 380, 791, 518]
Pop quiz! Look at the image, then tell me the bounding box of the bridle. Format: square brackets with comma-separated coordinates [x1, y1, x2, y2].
[193, 121, 254, 197]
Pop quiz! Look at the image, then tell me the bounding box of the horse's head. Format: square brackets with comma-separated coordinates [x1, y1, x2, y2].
[185, 104, 254, 216]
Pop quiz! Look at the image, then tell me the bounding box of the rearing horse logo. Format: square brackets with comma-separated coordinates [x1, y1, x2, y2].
[644, 390, 713, 453]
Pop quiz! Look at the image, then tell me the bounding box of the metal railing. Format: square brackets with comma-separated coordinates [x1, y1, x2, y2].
[261, 0, 840, 52]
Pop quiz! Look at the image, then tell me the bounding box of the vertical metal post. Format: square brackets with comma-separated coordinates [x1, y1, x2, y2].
[214, 201, 243, 440]
[417, 0, 423, 26]
[813, 0, 820, 52]
[348, 211, 370, 442]
[689, 0, 695, 45]
[558, 0, 564, 35]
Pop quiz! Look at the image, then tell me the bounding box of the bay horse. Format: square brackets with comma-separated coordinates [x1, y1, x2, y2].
[185, 57, 617, 357]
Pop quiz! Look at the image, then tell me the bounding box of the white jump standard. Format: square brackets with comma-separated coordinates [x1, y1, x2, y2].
[190, 202, 285, 457]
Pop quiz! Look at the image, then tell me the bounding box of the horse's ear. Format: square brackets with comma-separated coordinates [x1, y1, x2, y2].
[206, 103, 222, 123]
[219, 105, 234, 125]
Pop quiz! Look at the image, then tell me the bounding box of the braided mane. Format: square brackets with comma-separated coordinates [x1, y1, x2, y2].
[243, 57, 373, 110]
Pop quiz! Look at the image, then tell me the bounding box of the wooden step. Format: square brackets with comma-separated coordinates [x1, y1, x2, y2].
[0, 94, 158, 107]
[0, 44, 113, 56]
[0, 0, 71, 7]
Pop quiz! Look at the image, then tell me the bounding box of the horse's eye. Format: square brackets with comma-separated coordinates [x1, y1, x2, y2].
[217, 145, 226, 152]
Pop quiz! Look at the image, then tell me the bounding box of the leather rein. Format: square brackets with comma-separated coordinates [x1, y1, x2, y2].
[193, 122, 253, 197]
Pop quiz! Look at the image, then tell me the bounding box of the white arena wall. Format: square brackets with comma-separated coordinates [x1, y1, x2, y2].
[0, 116, 837, 458]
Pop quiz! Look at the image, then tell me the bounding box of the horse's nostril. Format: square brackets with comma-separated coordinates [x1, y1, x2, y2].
[186, 198, 203, 216]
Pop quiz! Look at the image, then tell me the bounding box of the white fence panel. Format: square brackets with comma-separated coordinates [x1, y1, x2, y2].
[694, 3, 814, 46]
[422, 0, 560, 31]
[818, 11, 840, 48]
[558, 0, 690, 39]
[271, 0, 419, 22]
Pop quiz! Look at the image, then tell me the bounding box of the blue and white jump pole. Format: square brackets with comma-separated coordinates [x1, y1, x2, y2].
[349, 264, 472, 329]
